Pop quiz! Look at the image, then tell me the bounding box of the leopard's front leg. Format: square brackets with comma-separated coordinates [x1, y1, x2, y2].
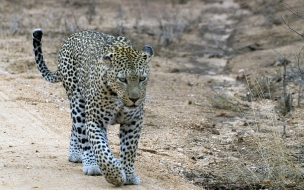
[68, 96, 102, 175]
[119, 119, 142, 185]
[86, 119, 126, 186]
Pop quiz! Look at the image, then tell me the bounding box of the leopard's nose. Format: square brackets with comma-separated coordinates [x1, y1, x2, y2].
[130, 98, 139, 103]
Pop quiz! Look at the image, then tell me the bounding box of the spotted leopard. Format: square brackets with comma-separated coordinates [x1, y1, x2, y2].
[32, 29, 153, 186]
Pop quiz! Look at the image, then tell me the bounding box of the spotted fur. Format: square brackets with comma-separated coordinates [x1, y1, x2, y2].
[32, 29, 153, 186]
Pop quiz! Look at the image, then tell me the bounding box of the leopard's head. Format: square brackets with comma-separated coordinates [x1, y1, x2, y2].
[102, 44, 153, 107]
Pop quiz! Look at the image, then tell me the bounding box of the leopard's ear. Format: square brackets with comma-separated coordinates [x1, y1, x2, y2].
[101, 53, 114, 69]
[141, 45, 153, 65]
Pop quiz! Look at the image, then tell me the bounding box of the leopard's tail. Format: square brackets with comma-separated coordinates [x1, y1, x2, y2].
[32, 28, 61, 83]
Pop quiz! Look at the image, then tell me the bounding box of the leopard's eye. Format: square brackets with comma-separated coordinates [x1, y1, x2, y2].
[118, 77, 127, 83]
[139, 76, 146, 82]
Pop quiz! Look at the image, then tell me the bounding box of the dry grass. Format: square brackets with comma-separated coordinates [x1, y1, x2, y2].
[223, 71, 304, 189]
[227, 131, 303, 189]
[187, 68, 304, 189]
[208, 91, 240, 112]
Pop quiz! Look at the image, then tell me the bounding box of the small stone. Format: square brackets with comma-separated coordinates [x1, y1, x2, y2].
[212, 129, 220, 135]
[169, 68, 180, 73]
[197, 154, 205, 159]
[187, 82, 194, 86]
[194, 178, 205, 183]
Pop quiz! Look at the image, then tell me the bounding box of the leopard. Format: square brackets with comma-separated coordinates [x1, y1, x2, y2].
[32, 28, 153, 186]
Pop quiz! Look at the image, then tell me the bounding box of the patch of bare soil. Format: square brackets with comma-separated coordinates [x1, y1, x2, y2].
[0, 0, 304, 189]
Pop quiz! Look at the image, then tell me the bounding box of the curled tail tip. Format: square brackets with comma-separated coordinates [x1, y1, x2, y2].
[32, 28, 43, 40]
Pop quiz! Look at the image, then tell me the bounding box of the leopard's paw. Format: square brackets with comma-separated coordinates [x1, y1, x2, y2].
[125, 173, 140, 185]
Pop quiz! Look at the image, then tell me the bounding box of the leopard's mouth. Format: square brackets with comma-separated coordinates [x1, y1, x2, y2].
[118, 99, 137, 108]
[124, 99, 141, 108]
[126, 104, 137, 108]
